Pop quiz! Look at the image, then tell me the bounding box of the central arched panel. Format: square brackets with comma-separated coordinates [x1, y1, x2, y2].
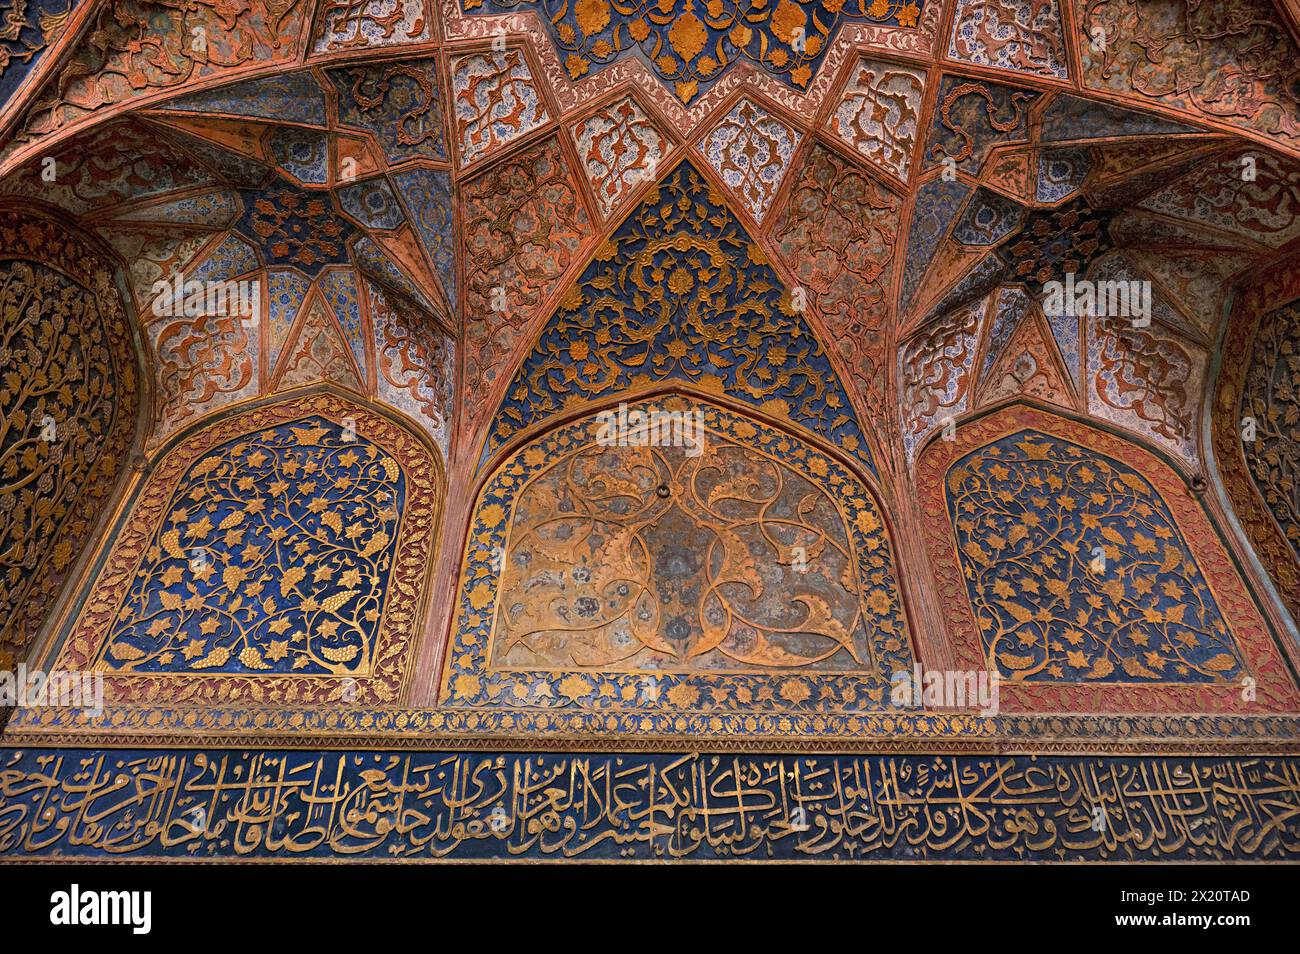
[443, 395, 915, 732]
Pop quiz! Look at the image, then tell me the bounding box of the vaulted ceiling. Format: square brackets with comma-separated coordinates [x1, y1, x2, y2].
[2, 0, 1299, 492]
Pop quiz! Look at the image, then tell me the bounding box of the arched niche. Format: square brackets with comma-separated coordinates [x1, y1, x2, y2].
[442, 393, 917, 731]
[1214, 284, 1300, 631]
[50, 390, 440, 706]
[0, 213, 141, 672]
[915, 403, 1300, 715]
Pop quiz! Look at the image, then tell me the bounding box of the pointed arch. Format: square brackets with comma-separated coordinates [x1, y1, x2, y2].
[1213, 275, 1300, 630]
[49, 388, 441, 707]
[442, 392, 917, 735]
[915, 402, 1300, 714]
[477, 158, 877, 476]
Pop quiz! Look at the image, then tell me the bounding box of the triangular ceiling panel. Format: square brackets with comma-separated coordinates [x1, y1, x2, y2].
[272, 296, 364, 393]
[979, 286, 1033, 380]
[901, 178, 972, 316]
[148, 115, 278, 160]
[1088, 251, 1205, 342]
[267, 269, 313, 369]
[390, 165, 457, 313]
[318, 268, 369, 380]
[114, 191, 241, 228]
[1043, 308, 1083, 394]
[978, 307, 1074, 409]
[1125, 248, 1256, 337]
[480, 158, 872, 471]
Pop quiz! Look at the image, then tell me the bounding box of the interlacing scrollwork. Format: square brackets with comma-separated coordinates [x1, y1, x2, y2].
[448, 398, 913, 716]
[496, 439, 876, 671]
[1080, 0, 1300, 151]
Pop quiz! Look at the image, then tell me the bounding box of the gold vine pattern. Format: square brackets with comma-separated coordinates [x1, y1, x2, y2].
[99, 416, 405, 678]
[946, 430, 1246, 683]
[0, 258, 136, 666]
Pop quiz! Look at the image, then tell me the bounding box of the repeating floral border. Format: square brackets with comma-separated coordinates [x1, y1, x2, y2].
[50, 392, 440, 707]
[916, 403, 1300, 715]
[8, 700, 1300, 747]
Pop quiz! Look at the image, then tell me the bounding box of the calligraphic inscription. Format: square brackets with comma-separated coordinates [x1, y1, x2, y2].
[465, 0, 925, 103]
[1, 748, 1297, 860]
[448, 397, 913, 721]
[946, 428, 1246, 684]
[54, 395, 440, 706]
[483, 160, 873, 472]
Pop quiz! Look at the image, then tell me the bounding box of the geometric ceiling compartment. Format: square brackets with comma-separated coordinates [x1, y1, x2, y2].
[697, 97, 800, 223]
[570, 94, 670, 219]
[946, 0, 1069, 80]
[450, 49, 550, 165]
[828, 57, 926, 182]
[313, 0, 430, 53]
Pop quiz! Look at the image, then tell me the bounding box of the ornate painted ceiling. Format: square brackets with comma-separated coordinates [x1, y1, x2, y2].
[2, 0, 1297, 468]
[3, 0, 1300, 863]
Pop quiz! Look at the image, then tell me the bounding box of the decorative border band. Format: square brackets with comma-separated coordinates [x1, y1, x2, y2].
[1, 746, 1297, 861]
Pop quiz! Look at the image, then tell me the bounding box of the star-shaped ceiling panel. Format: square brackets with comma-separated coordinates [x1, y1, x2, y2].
[897, 78, 1300, 471]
